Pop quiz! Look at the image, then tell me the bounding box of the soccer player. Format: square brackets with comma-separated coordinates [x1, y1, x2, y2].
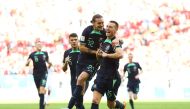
[26, 41, 52, 109]
[123, 53, 143, 109]
[67, 14, 106, 109]
[62, 33, 80, 96]
[91, 20, 126, 109]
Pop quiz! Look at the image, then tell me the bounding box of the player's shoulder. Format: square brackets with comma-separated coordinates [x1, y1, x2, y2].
[42, 51, 48, 54]
[124, 63, 129, 66]
[83, 25, 93, 32]
[30, 51, 36, 55]
[65, 48, 72, 52]
[133, 62, 140, 65]
[64, 48, 72, 55]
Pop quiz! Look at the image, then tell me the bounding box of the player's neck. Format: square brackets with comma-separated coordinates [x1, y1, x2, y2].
[107, 36, 115, 40]
[129, 60, 133, 63]
[72, 47, 79, 50]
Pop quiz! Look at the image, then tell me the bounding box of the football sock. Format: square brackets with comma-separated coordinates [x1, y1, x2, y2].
[115, 100, 125, 109]
[39, 94, 45, 109]
[76, 94, 84, 109]
[129, 99, 134, 109]
[68, 85, 83, 109]
[91, 103, 99, 109]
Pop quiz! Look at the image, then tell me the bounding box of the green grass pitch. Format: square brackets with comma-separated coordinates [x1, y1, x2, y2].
[0, 102, 189, 109]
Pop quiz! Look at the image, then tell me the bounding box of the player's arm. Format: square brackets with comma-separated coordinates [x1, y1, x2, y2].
[62, 56, 70, 72]
[102, 39, 123, 59]
[62, 62, 68, 72]
[45, 52, 52, 68]
[122, 64, 128, 80]
[47, 61, 52, 69]
[25, 58, 31, 66]
[79, 42, 97, 55]
[135, 63, 143, 79]
[26, 53, 32, 66]
[138, 63, 143, 74]
[62, 51, 71, 72]
[96, 49, 103, 61]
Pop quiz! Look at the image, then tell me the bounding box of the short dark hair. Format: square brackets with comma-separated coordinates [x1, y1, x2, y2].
[91, 14, 103, 23]
[69, 33, 78, 38]
[110, 20, 119, 30]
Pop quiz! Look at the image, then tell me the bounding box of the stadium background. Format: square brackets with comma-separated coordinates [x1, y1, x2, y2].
[0, 0, 190, 103]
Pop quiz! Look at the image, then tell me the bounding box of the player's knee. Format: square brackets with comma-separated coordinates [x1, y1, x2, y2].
[134, 95, 138, 100]
[39, 86, 46, 94]
[77, 72, 88, 83]
[92, 97, 100, 104]
[107, 101, 114, 109]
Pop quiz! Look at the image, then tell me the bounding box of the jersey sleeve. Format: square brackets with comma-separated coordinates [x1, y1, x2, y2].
[45, 51, 49, 62]
[28, 53, 33, 60]
[63, 50, 68, 63]
[123, 64, 128, 73]
[137, 62, 142, 70]
[111, 39, 122, 51]
[80, 27, 89, 45]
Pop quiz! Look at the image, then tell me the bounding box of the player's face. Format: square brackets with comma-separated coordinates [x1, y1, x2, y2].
[128, 53, 133, 61]
[93, 18, 104, 31]
[35, 42, 42, 51]
[106, 22, 117, 38]
[69, 37, 78, 48]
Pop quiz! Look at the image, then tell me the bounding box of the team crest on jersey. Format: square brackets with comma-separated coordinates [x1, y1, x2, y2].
[105, 45, 110, 52]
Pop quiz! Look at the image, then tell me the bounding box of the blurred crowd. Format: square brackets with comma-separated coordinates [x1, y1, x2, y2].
[0, 0, 190, 78]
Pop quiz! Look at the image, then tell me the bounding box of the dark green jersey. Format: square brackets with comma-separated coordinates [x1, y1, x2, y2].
[63, 48, 80, 82]
[28, 51, 49, 74]
[124, 62, 142, 82]
[78, 25, 106, 64]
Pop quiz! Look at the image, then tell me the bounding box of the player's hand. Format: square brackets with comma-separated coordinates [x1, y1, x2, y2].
[101, 51, 108, 58]
[135, 74, 140, 79]
[96, 49, 103, 57]
[65, 56, 71, 64]
[48, 62, 52, 68]
[119, 39, 124, 45]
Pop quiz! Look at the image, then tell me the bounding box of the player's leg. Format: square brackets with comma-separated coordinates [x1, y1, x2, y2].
[128, 91, 134, 109]
[114, 74, 126, 109]
[133, 84, 139, 100]
[71, 81, 76, 96]
[34, 76, 42, 109]
[39, 73, 48, 109]
[133, 93, 138, 100]
[130, 83, 140, 109]
[67, 71, 89, 109]
[107, 76, 125, 109]
[107, 92, 126, 109]
[67, 64, 83, 109]
[91, 77, 105, 109]
[75, 63, 98, 109]
[91, 90, 102, 109]
[75, 71, 89, 109]
[107, 100, 126, 109]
